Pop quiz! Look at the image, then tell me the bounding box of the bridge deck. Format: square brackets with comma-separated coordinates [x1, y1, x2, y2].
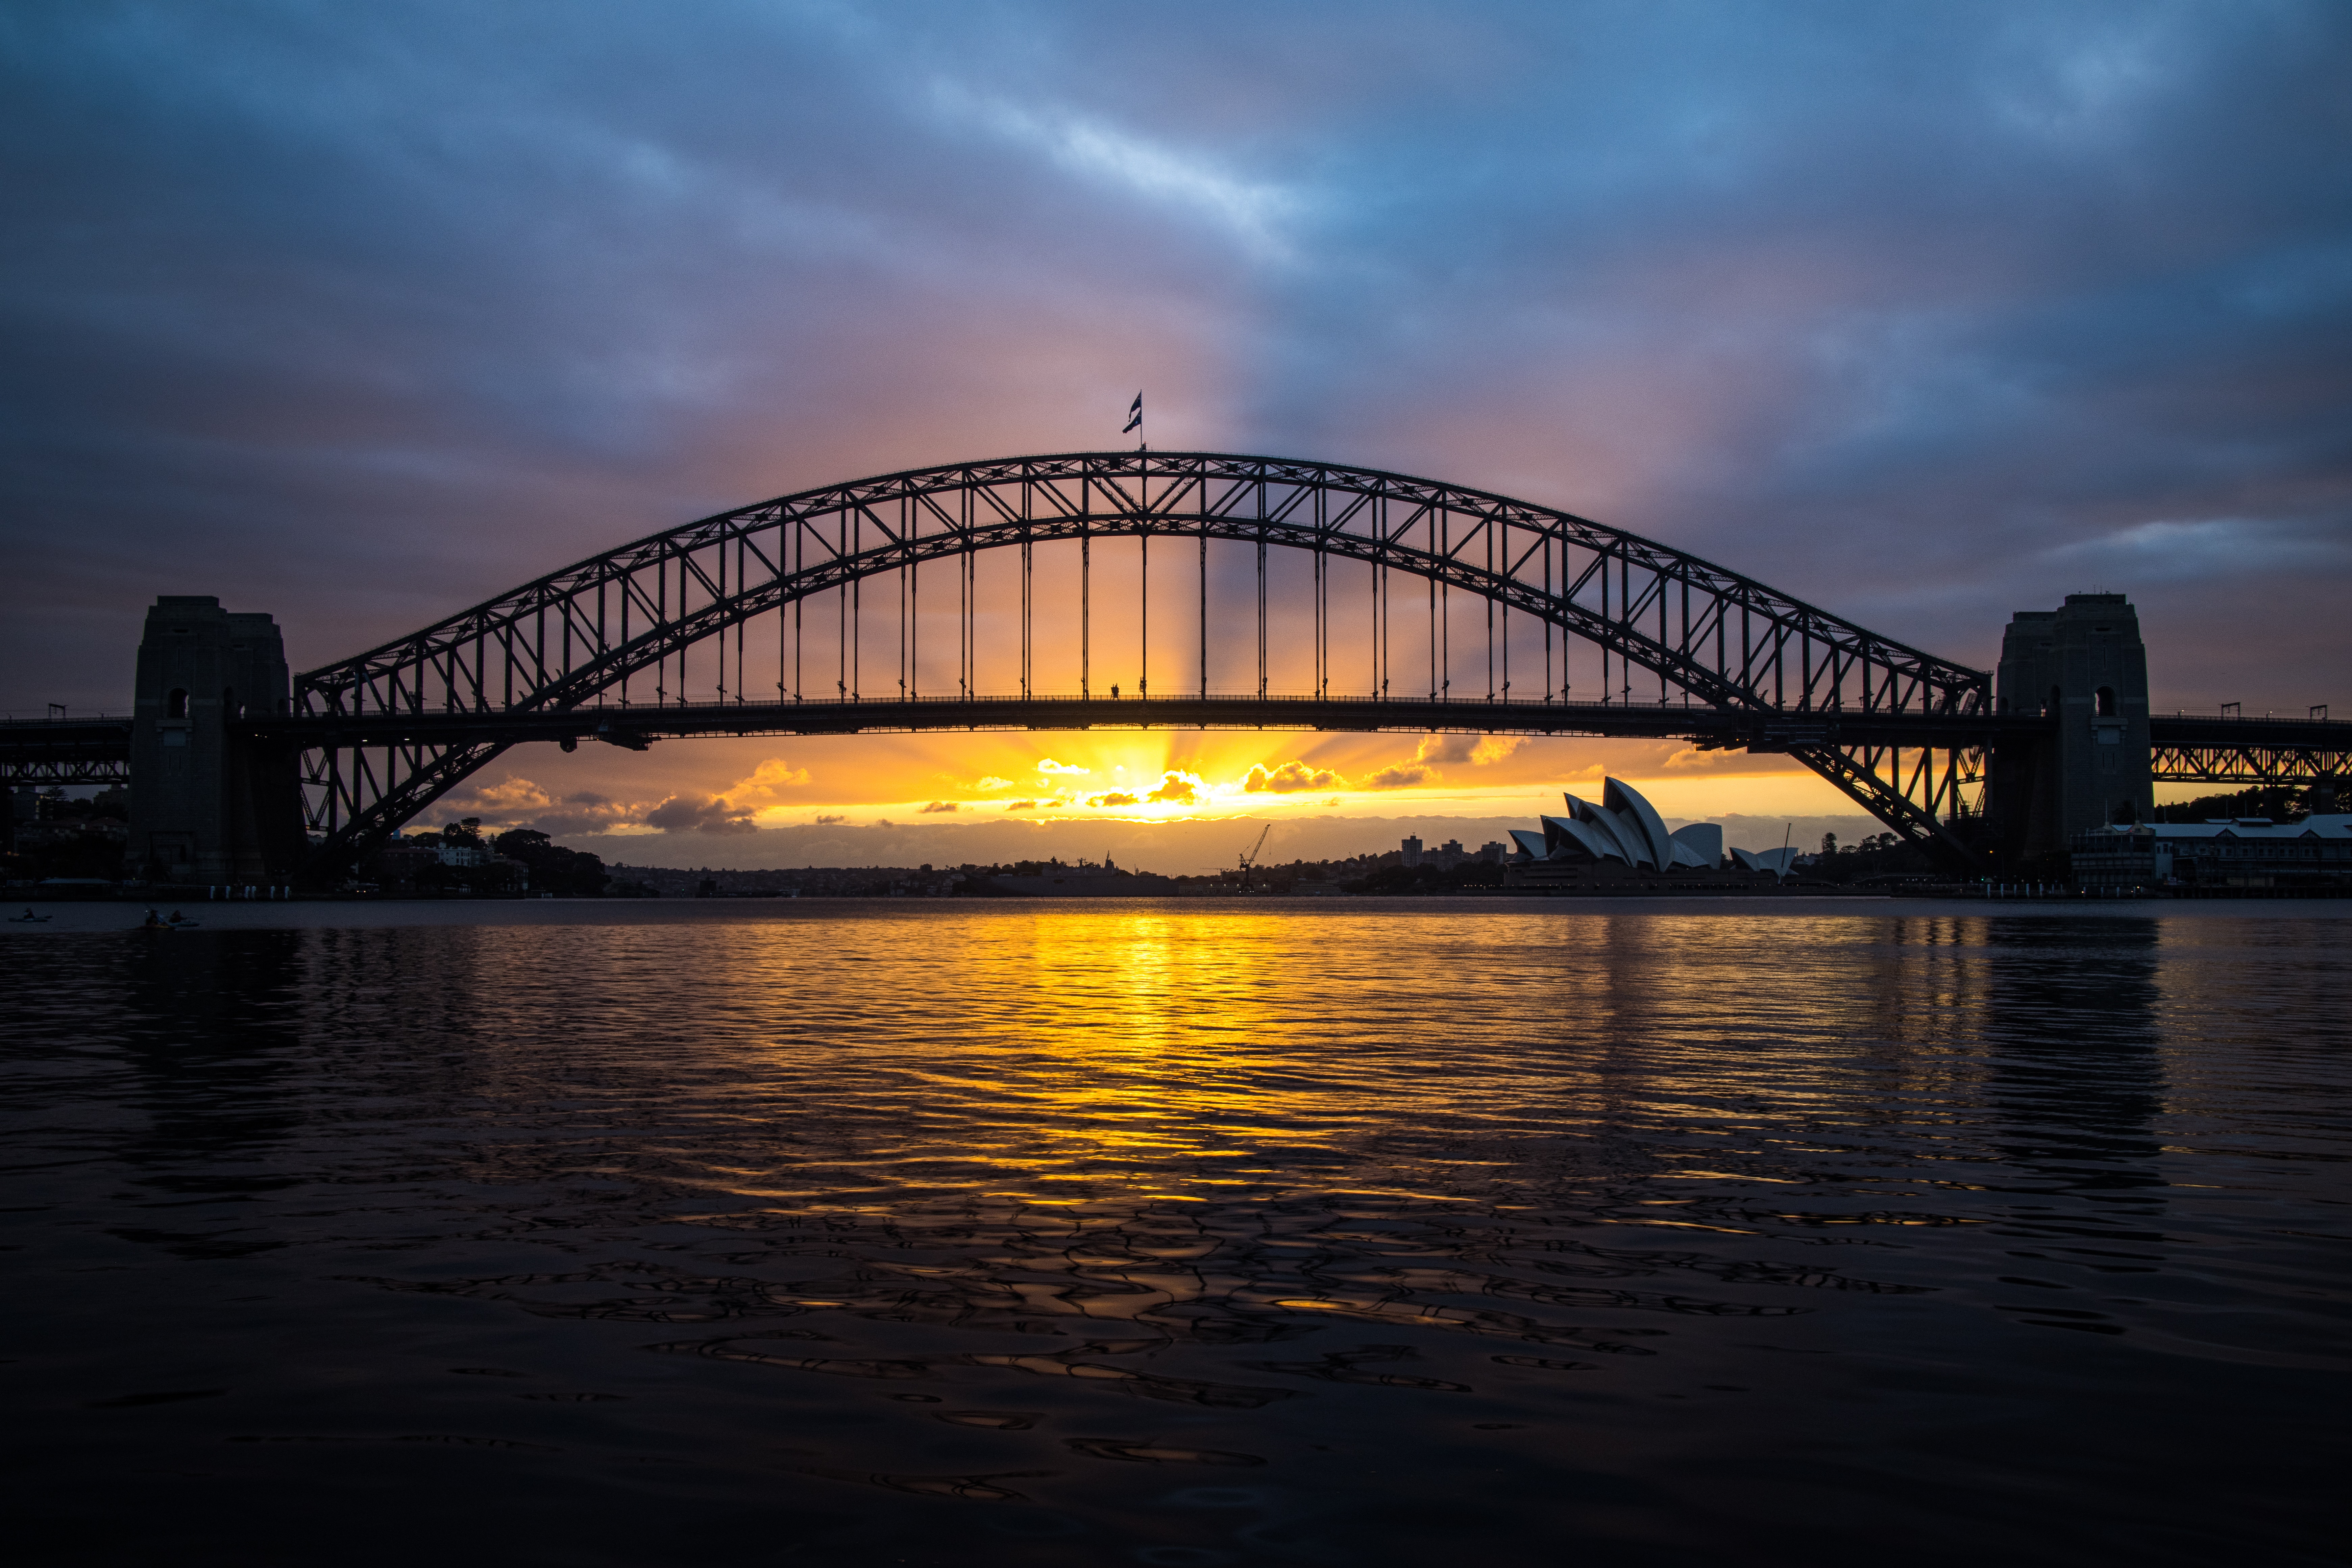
[0, 716, 135, 786]
[7, 702, 2345, 784]
[248, 695, 2043, 750]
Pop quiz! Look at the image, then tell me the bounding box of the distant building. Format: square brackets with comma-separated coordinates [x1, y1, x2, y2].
[376, 843, 439, 883]
[985, 857, 1175, 897]
[1401, 835, 1423, 868]
[2074, 815, 2352, 893]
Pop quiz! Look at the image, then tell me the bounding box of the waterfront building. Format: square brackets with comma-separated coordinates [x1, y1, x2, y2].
[2073, 815, 2352, 893]
[1504, 779, 1792, 886]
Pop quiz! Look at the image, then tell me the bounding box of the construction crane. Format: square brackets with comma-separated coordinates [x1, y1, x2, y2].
[1237, 824, 1271, 892]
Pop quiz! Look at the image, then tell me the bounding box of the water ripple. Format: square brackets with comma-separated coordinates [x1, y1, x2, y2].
[4, 903, 2347, 1564]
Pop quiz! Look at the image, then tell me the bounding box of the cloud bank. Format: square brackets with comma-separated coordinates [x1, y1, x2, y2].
[3, 1, 2344, 784]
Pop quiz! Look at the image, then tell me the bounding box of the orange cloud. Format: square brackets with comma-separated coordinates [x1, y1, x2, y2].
[724, 756, 813, 803]
[1147, 770, 1202, 804]
[1362, 763, 1431, 790]
[920, 800, 958, 813]
[434, 774, 689, 836]
[1412, 733, 1481, 765]
[1244, 760, 1345, 793]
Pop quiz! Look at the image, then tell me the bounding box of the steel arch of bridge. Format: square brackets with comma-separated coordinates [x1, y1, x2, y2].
[289, 451, 1993, 865]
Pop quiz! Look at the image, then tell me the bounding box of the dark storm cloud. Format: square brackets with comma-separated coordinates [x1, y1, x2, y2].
[3, 0, 2347, 714]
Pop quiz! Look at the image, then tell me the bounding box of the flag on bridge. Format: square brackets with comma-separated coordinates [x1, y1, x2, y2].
[1123, 392, 1142, 435]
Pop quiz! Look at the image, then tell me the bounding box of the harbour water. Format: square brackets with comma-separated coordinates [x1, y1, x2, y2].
[3, 900, 2346, 1565]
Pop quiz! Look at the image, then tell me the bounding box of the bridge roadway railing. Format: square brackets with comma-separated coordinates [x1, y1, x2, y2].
[239, 692, 2042, 751]
[10, 703, 2345, 792]
[2146, 712, 2352, 787]
[0, 715, 134, 787]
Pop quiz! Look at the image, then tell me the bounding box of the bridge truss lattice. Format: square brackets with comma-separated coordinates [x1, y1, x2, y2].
[290, 452, 1994, 865]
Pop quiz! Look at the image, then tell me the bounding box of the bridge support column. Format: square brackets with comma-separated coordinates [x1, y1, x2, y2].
[1988, 593, 2153, 866]
[127, 597, 307, 882]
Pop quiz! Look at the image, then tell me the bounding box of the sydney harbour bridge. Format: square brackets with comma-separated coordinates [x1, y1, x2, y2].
[5, 450, 2345, 881]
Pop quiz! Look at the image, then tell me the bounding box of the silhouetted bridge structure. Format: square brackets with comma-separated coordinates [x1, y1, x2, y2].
[5, 451, 2344, 880]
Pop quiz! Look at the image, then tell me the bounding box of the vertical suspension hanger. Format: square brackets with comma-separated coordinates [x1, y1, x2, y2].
[1082, 476, 1092, 701]
[1599, 543, 1610, 706]
[1427, 506, 1438, 702]
[1198, 497, 1207, 699]
[1317, 480, 1330, 698]
[1139, 461, 1149, 700]
[1255, 481, 1268, 700]
[1621, 550, 1632, 705]
[1021, 504, 1033, 702]
[1374, 495, 1385, 701]
[903, 492, 915, 701]
[959, 486, 971, 698]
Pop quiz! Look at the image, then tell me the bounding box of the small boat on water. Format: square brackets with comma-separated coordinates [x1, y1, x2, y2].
[9, 910, 51, 923]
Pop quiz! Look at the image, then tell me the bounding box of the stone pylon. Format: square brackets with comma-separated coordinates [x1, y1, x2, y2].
[1987, 593, 2154, 864]
[127, 596, 307, 881]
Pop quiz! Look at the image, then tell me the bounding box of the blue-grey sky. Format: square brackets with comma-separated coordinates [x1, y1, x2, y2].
[6, 0, 2348, 729]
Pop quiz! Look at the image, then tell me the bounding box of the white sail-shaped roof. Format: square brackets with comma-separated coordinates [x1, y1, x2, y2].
[1562, 792, 1651, 868]
[1604, 778, 1676, 871]
[1511, 784, 1735, 878]
[1669, 823, 1722, 869]
[1543, 814, 1626, 864]
[1732, 846, 1800, 875]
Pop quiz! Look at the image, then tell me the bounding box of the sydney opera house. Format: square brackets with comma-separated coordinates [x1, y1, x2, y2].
[1505, 778, 1801, 884]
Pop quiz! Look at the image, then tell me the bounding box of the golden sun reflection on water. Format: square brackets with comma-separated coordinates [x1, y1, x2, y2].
[555, 903, 2185, 1216]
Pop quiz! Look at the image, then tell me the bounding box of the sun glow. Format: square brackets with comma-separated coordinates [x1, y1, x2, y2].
[435, 726, 1856, 842]
[724, 731, 1851, 827]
